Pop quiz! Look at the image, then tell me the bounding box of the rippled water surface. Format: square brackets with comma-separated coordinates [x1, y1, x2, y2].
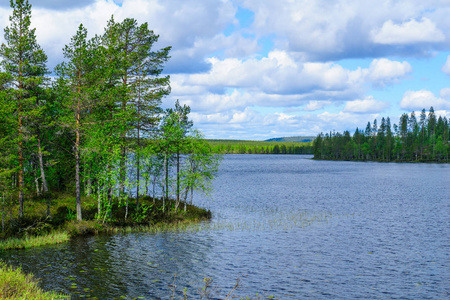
[1, 155, 449, 299]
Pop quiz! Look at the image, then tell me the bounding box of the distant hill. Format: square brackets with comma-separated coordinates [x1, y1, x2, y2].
[265, 136, 315, 143]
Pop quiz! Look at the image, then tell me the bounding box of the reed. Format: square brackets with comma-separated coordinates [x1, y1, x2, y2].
[0, 261, 69, 299]
[0, 231, 69, 251]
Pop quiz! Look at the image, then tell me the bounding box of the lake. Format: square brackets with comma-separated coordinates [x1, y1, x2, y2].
[1, 155, 449, 299]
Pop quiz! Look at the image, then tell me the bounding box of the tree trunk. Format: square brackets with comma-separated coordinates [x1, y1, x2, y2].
[183, 186, 189, 212]
[97, 187, 102, 217]
[136, 121, 140, 213]
[152, 175, 156, 204]
[119, 148, 126, 196]
[145, 177, 149, 196]
[2, 192, 5, 233]
[18, 58, 24, 219]
[176, 150, 180, 212]
[87, 175, 92, 196]
[34, 162, 40, 196]
[37, 132, 48, 193]
[18, 121, 24, 218]
[75, 138, 82, 221]
[164, 153, 168, 200]
[125, 195, 129, 220]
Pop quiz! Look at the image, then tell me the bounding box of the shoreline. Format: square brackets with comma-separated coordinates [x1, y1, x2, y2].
[0, 195, 211, 251]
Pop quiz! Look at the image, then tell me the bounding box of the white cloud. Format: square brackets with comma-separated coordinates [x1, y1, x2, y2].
[367, 58, 412, 87]
[439, 87, 450, 99]
[372, 18, 445, 45]
[186, 51, 365, 97]
[304, 101, 332, 111]
[343, 96, 389, 113]
[400, 90, 450, 111]
[442, 55, 450, 75]
[7, 0, 97, 10]
[434, 110, 450, 119]
[2, 0, 450, 140]
[173, 55, 411, 114]
[317, 111, 379, 132]
[241, 0, 450, 60]
[174, 89, 258, 113]
[1, 0, 238, 72]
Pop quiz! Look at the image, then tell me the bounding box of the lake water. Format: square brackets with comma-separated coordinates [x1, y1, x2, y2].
[1, 155, 449, 299]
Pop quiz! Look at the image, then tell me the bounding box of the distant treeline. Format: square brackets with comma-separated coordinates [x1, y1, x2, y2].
[313, 107, 450, 162]
[208, 140, 313, 154]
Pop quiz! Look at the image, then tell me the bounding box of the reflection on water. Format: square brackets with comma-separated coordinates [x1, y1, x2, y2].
[1, 155, 449, 299]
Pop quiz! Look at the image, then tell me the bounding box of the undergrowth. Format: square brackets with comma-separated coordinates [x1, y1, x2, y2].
[0, 194, 211, 250]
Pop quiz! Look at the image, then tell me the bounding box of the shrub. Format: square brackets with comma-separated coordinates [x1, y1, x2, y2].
[65, 220, 104, 237]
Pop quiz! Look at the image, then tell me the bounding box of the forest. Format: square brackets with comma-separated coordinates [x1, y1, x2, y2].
[313, 107, 450, 162]
[0, 0, 221, 226]
[208, 139, 313, 154]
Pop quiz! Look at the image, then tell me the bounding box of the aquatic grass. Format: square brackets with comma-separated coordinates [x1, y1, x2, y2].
[0, 193, 212, 250]
[0, 261, 69, 299]
[194, 210, 335, 233]
[0, 231, 69, 250]
[103, 218, 210, 235]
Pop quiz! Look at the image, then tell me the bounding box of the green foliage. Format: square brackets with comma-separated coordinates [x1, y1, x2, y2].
[208, 140, 313, 154]
[314, 107, 450, 162]
[0, 1, 221, 228]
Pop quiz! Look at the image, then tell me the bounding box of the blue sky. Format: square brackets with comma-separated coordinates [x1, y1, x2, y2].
[1, 0, 450, 140]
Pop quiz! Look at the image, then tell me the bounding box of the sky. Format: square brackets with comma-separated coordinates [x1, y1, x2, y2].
[1, 0, 450, 140]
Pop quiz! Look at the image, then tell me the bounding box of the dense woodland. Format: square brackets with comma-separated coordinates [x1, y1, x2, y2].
[0, 0, 221, 223]
[313, 107, 450, 162]
[208, 139, 313, 154]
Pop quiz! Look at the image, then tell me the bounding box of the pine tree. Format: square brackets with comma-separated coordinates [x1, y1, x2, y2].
[102, 16, 171, 198]
[428, 107, 436, 158]
[419, 109, 427, 159]
[0, 0, 49, 217]
[55, 24, 100, 221]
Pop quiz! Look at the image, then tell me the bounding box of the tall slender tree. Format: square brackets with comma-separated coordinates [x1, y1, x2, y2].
[102, 16, 171, 198]
[0, 0, 49, 217]
[55, 24, 100, 221]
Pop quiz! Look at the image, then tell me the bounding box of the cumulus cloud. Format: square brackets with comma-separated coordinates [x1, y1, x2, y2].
[240, 0, 450, 60]
[371, 18, 445, 45]
[343, 96, 389, 113]
[304, 101, 332, 111]
[1, 0, 238, 72]
[0, 0, 97, 9]
[190, 108, 377, 140]
[316, 111, 380, 133]
[186, 51, 366, 98]
[439, 87, 450, 99]
[173, 54, 411, 112]
[442, 55, 450, 75]
[2, 0, 449, 140]
[400, 90, 450, 111]
[366, 58, 412, 87]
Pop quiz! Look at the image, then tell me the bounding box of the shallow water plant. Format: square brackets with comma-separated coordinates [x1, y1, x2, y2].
[0, 231, 69, 250]
[0, 261, 69, 299]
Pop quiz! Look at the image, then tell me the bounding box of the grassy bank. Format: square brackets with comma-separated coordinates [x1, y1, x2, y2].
[0, 261, 68, 299]
[0, 231, 69, 251]
[207, 139, 313, 154]
[0, 194, 211, 250]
